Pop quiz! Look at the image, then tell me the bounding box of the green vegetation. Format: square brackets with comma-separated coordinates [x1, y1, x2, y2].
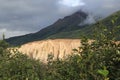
[0, 40, 43, 80]
[44, 25, 120, 80]
[1, 19, 120, 80]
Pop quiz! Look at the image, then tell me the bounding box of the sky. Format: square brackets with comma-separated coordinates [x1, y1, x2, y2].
[0, 0, 120, 39]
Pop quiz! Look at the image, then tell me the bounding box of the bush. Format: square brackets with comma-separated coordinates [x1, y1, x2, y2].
[0, 40, 43, 80]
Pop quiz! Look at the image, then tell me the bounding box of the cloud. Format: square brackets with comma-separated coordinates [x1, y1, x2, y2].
[59, 0, 85, 7]
[0, 0, 58, 38]
[83, 0, 120, 16]
[0, 0, 85, 38]
[58, 0, 85, 16]
[0, 0, 120, 38]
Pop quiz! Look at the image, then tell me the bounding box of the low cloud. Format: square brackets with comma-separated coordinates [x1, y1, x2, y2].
[83, 0, 120, 16]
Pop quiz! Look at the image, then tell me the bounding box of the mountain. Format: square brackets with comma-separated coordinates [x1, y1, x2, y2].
[6, 11, 88, 46]
[47, 10, 120, 39]
[6, 10, 120, 46]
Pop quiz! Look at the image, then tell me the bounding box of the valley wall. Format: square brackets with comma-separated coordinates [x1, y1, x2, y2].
[19, 39, 82, 62]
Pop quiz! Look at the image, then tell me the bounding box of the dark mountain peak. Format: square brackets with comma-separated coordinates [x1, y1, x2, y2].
[53, 10, 88, 26]
[63, 10, 88, 20]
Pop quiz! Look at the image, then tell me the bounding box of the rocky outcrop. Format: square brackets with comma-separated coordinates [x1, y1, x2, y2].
[10, 39, 120, 62]
[19, 39, 82, 62]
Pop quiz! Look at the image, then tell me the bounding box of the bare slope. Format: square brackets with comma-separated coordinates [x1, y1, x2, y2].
[18, 39, 119, 62]
[19, 39, 82, 62]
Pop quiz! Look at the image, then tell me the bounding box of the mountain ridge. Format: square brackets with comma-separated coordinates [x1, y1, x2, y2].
[6, 10, 120, 46]
[47, 10, 120, 39]
[6, 10, 88, 46]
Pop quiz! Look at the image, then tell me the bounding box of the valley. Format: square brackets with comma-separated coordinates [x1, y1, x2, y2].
[0, 2, 120, 79]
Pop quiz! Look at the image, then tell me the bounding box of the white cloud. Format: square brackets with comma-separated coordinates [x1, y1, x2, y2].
[59, 0, 85, 7]
[82, 0, 120, 16]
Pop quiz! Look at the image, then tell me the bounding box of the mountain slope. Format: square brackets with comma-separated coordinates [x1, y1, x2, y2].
[6, 10, 120, 46]
[47, 10, 120, 39]
[6, 11, 88, 46]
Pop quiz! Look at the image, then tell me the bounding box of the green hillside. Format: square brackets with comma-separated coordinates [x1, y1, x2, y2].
[6, 10, 120, 46]
[48, 11, 120, 40]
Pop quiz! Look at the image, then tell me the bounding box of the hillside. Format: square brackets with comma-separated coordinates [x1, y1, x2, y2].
[6, 10, 120, 46]
[6, 11, 87, 46]
[47, 11, 120, 39]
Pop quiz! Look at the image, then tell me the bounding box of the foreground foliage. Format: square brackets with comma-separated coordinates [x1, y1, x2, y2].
[0, 40, 43, 80]
[0, 21, 120, 80]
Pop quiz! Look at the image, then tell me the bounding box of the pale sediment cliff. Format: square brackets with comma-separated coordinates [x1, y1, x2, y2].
[19, 39, 82, 62]
[18, 39, 120, 62]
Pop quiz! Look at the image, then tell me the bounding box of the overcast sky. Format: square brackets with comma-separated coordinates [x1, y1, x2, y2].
[0, 0, 120, 39]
